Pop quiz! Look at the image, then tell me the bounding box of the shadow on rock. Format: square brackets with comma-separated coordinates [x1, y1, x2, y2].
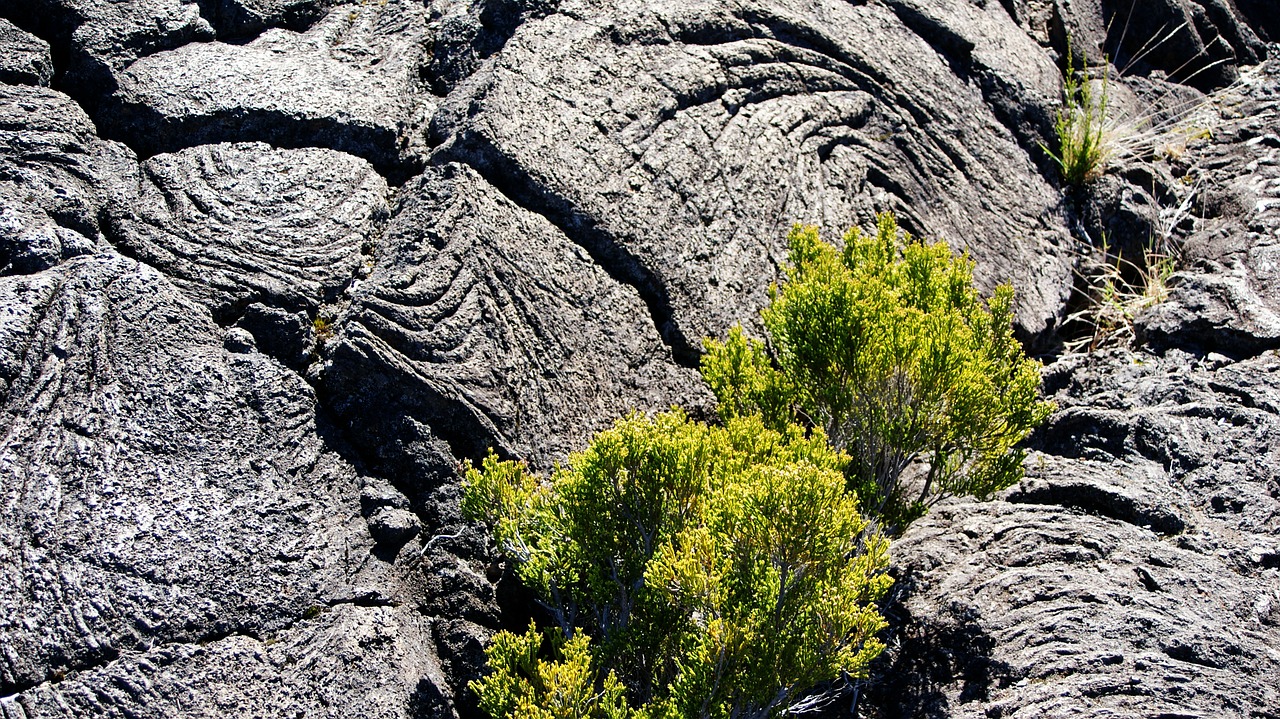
[854, 572, 1013, 718]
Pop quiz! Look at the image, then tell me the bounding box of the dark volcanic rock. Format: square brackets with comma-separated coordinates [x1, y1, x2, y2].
[0, 187, 96, 275]
[107, 141, 387, 329]
[323, 161, 705, 475]
[107, 0, 432, 178]
[1137, 58, 1280, 356]
[0, 18, 53, 86]
[0, 0, 215, 102]
[1, 0, 1278, 717]
[433, 0, 1075, 354]
[871, 501, 1280, 716]
[861, 347, 1280, 717]
[423, 0, 556, 96]
[0, 83, 135, 275]
[0, 249, 467, 716]
[852, 42, 1280, 718]
[1049, 0, 1267, 91]
[0, 253, 345, 683]
[9, 604, 447, 718]
[198, 0, 341, 38]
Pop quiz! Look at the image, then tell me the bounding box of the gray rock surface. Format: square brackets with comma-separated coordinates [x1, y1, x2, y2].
[1045, 0, 1267, 90]
[0, 0, 214, 104]
[0, 0, 1277, 717]
[5, 604, 448, 719]
[434, 0, 1075, 354]
[322, 162, 705, 475]
[0, 83, 134, 275]
[851, 49, 1280, 718]
[200, 0, 341, 38]
[0, 19, 53, 87]
[1137, 58, 1280, 356]
[0, 252, 355, 685]
[862, 348, 1280, 717]
[108, 1, 433, 178]
[106, 141, 387, 362]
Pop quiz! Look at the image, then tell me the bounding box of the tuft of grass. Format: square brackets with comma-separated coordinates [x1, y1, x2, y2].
[312, 314, 336, 343]
[1044, 19, 1235, 187]
[1043, 43, 1111, 185]
[1063, 235, 1177, 353]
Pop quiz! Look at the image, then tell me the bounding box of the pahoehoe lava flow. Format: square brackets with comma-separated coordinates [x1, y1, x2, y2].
[1, 0, 1278, 717]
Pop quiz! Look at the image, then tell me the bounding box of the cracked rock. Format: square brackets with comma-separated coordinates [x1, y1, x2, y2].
[107, 141, 388, 325]
[107, 1, 434, 178]
[0, 83, 137, 270]
[434, 0, 1075, 350]
[0, 18, 53, 86]
[0, 250, 381, 697]
[322, 162, 705, 476]
[368, 507, 422, 546]
[0, 0, 1278, 717]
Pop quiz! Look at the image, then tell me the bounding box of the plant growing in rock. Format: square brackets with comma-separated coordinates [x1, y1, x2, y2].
[1063, 233, 1179, 353]
[1043, 43, 1112, 185]
[312, 313, 336, 342]
[1043, 26, 1234, 186]
[702, 214, 1053, 532]
[463, 410, 892, 719]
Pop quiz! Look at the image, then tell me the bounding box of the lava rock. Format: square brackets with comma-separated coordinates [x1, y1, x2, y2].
[0, 188, 97, 275]
[858, 347, 1280, 717]
[1048, 0, 1267, 91]
[200, 0, 341, 39]
[10, 603, 449, 719]
[0, 250, 388, 693]
[322, 162, 705, 476]
[107, 1, 433, 179]
[433, 0, 1076, 351]
[0, 0, 1277, 717]
[0, 18, 53, 86]
[0, 0, 215, 105]
[107, 142, 387, 325]
[0, 83, 136, 262]
[368, 507, 422, 546]
[1137, 58, 1280, 357]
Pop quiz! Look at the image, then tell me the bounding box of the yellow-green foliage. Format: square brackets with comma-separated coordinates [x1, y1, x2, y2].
[464, 410, 892, 719]
[702, 214, 1053, 531]
[476, 625, 641, 719]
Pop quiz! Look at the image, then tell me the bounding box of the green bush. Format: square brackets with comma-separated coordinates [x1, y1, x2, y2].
[702, 214, 1053, 531]
[463, 410, 892, 719]
[473, 623, 637, 719]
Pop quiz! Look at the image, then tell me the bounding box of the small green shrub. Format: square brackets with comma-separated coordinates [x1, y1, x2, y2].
[702, 214, 1053, 531]
[474, 624, 638, 719]
[312, 314, 335, 342]
[464, 410, 892, 719]
[1042, 44, 1111, 185]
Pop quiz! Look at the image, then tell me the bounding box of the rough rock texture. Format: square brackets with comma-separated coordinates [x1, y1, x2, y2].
[1048, 0, 1268, 90]
[0, 83, 134, 275]
[1137, 59, 1280, 357]
[322, 161, 705, 476]
[435, 0, 1074, 355]
[0, 0, 215, 104]
[199, 0, 342, 38]
[0, 19, 53, 87]
[0, 0, 1278, 716]
[0, 252, 416, 690]
[5, 603, 450, 718]
[105, 141, 387, 364]
[108, 1, 433, 179]
[862, 349, 1280, 717]
[855, 55, 1280, 719]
